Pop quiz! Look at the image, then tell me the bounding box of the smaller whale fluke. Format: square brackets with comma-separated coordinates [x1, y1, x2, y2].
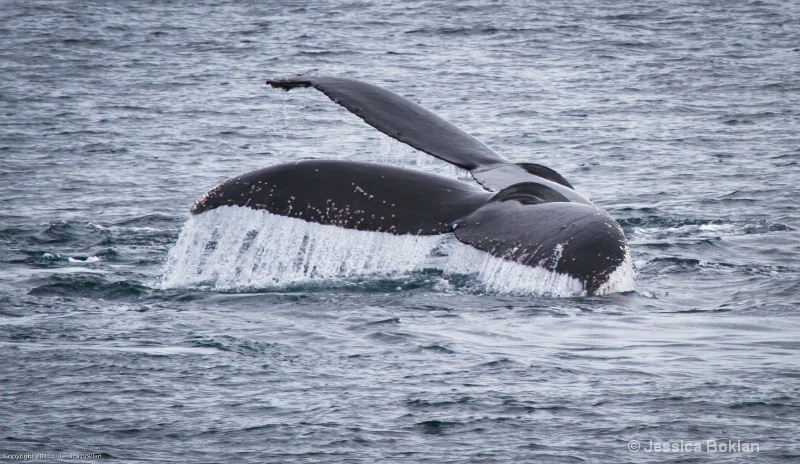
[267, 75, 589, 202]
[267, 76, 506, 170]
[184, 76, 633, 295]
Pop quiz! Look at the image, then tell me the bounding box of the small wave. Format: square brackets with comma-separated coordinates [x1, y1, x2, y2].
[89, 216, 181, 248]
[68, 256, 101, 263]
[27, 275, 147, 300]
[4, 342, 218, 356]
[600, 12, 658, 21]
[34, 220, 80, 244]
[415, 419, 462, 435]
[405, 26, 501, 36]
[188, 335, 277, 356]
[416, 344, 456, 354]
[623, 216, 791, 242]
[107, 213, 179, 229]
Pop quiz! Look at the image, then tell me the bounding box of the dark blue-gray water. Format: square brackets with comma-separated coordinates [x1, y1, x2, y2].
[2, 1, 799, 462]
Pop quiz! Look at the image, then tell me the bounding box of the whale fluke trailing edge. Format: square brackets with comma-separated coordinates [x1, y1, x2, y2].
[191, 76, 630, 295]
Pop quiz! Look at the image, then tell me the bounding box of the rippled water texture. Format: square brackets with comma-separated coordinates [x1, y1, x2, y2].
[2, 1, 799, 462]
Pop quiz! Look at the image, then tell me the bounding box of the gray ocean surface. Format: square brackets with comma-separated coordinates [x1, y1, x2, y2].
[2, 0, 799, 462]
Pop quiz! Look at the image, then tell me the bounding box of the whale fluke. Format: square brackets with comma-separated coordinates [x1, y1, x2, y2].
[267, 76, 506, 170]
[192, 160, 488, 235]
[184, 75, 634, 295]
[267, 75, 589, 203]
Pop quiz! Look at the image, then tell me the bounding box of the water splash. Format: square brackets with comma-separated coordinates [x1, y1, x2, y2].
[595, 247, 635, 296]
[441, 244, 586, 297]
[161, 206, 441, 290]
[161, 206, 634, 296]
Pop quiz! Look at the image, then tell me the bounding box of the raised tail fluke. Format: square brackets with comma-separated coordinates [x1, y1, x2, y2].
[266, 75, 590, 203]
[267, 76, 507, 170]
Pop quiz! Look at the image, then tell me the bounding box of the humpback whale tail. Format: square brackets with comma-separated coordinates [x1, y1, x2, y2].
[266, 76, 591, 203]
[185, 75, 633, 295]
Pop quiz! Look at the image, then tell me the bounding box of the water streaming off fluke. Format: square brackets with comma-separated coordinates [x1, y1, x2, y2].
[161, 206, 634, 296]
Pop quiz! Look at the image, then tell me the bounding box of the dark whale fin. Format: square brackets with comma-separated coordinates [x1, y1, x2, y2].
[267, 76, 507, 170]
[266, 76, 583, 198]
[453, 201, 627, 294]
[192, 160, 489, 235]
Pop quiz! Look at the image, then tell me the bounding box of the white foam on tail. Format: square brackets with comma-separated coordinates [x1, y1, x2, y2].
[160, 206, 441, 290]
[440, 243, 585, 297]
[160, 206, 635, 296]
[594, 247, 636, 296]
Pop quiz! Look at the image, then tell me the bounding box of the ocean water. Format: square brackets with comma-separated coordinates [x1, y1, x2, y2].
[2, 0, 799, 462]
